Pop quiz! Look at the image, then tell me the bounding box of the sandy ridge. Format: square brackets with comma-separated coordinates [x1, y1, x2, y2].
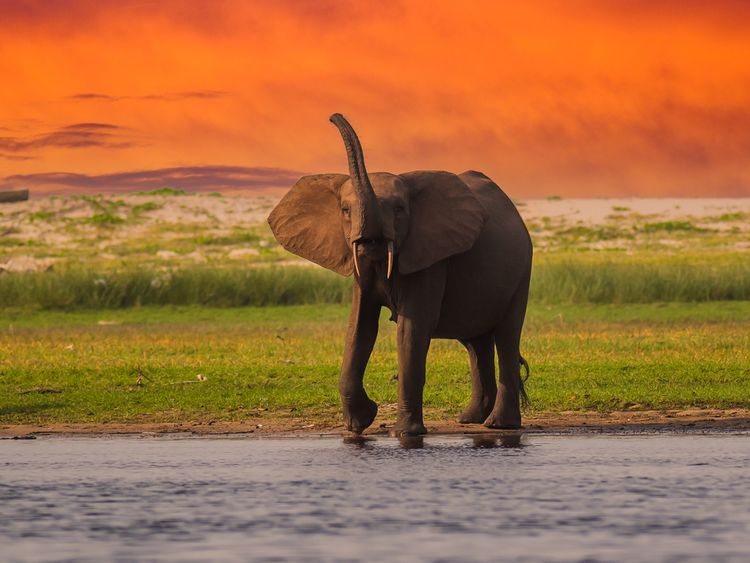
[3, 409, 749, 438]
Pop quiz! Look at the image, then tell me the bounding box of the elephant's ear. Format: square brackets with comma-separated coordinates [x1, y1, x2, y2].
[397, 171, 486, 274]
[267, 174, 353, 276]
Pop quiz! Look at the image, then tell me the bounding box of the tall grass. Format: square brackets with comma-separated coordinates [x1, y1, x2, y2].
[1, 253, 748, 310]
[0, 267, 351, 310]
[531, 253, 750, 303]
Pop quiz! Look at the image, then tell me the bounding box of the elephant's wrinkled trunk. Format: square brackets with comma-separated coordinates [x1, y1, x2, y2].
[329, 113, 383, 245]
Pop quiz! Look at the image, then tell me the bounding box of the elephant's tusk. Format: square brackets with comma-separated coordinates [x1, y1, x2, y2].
[386, 241, 394, 279]
[352, 242, 360, 277]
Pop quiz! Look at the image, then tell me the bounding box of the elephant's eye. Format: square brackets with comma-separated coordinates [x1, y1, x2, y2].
[341, 207, 351, 216]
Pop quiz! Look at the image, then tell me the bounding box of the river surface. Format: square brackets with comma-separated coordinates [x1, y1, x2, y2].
[1, 433, 749, 562]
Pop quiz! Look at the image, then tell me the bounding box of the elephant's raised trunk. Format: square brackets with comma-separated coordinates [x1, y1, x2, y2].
[329, 113, 383, 246]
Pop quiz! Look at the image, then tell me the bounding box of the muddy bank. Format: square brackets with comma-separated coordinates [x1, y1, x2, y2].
[3, 408, 749, 438]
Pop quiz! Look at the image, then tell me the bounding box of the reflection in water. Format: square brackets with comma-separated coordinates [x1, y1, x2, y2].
[343, 434, 425, 449]
[470, 432, 524, 449]
[343, 433, 523, 450]
[342, 435, 375, 448]
[398, 435, 424, 449]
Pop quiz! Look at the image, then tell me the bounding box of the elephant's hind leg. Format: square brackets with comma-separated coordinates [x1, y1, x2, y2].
[458, 333, 497, 423]
[484, 281, 530, 430]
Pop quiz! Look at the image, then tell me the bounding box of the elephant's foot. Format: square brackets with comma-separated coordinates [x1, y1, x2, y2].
[483, 410, 522, 430]
[389, 417, 427, 437]
[343, 397, 378, 434]
[458, 398, 495, 424]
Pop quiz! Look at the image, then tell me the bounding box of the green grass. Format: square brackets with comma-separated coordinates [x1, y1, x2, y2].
[530, 253, 750, 303]
[2, 252, 749, 310]
[0, 267, 350, 309]
[1, 302, 748, 424]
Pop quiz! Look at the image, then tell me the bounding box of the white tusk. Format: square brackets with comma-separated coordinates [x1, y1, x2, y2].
[352, 242, 360, 277]
[387, 241, 394, 279]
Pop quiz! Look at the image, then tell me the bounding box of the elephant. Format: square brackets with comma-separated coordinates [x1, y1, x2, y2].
[268, 113, 532, 436]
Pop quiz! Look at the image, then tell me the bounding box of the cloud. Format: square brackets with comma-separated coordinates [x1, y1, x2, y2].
[0, 165, 304, 195]
[0, 152, 36, 161]
[0, 122, 136, 153]
[66, 93, 120, 101]
[66, 90, 228, 102]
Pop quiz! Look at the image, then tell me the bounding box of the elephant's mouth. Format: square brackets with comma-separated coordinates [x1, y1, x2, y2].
[352, 239, 394, 279]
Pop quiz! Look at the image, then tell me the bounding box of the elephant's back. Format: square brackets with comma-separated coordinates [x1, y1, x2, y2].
[433, 171, 532, 339]
[459, 170, 528, 235]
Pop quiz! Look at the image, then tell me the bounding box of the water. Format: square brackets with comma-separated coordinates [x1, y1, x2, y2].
[1, 433, 749, 562]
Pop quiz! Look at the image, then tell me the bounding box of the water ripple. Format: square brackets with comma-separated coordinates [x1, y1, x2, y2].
[1, 434, 749, 562]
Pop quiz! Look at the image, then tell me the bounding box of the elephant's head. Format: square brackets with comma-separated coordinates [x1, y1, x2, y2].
[268, 114, 486, 280]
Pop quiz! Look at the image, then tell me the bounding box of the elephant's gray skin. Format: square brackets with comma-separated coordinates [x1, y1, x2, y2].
[268, 114, 532, 436]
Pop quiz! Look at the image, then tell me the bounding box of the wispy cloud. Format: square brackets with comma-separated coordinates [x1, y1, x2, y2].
[66, 90, 228, 102]
[0, 152, 36, 161]
[0, 165, 303, 194]
[0, 122, 136, 153]
[66, 93, 119, 101]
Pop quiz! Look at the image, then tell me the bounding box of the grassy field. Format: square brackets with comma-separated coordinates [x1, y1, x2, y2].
[2, 302, 749, 425]
[2, 193, 749, 427]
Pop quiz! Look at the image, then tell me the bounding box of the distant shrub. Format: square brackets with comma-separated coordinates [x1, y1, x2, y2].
[556, 226, 626, 241]
[710, 212, 748, 222]
[27, 211, 56, 223]
[133, 187, 187, 196]
[131, 202, 163, 214]
[640, 221, 709, 233]
[0, 237, 34, 247]
[86, 212, 125, 226]
[192, 233, 261, 246]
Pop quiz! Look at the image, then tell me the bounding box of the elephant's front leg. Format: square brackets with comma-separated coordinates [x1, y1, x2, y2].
[391, 317, 432, 436]
[339, 285, 380, 433]
[390, 266, 446, 437]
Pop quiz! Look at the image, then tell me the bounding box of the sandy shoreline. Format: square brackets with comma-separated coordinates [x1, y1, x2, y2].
[3, 408, 749, 438]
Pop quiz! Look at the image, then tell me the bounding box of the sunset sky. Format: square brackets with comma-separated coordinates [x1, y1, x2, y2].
[1, 0, 749, 197]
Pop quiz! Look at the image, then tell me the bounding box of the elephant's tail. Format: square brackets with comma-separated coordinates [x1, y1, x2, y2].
[519, 355, 531, 407]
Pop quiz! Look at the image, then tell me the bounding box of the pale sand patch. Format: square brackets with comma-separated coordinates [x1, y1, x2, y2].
[0, 255, 55, 272]
[4, 195, 748, 234]
[3, 195, 748, 266]
[520, 198, 750, 225]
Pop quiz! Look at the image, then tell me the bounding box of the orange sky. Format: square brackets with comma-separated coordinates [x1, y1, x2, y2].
[1, 0, 749, 197]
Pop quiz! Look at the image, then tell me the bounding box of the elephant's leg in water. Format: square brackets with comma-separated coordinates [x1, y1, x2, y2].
[391, 268, 445, 436]
[485, 287, 529, 429]
[392, 316, 431, 436]
[458, 333, 497, 424]
[339, 285, 380, 433]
